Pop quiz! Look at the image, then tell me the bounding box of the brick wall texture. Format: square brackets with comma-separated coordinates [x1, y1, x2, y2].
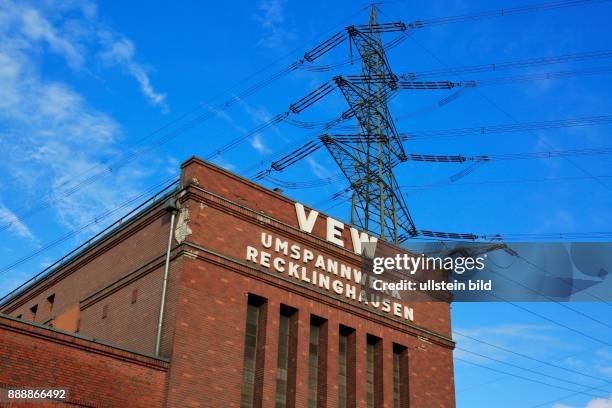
[0, 157, 456, 407]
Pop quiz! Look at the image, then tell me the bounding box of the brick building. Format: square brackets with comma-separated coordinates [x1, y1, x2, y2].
[0, 157, 456, 407]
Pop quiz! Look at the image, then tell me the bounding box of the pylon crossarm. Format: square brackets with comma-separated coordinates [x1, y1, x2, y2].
[333, 77, 406, 160]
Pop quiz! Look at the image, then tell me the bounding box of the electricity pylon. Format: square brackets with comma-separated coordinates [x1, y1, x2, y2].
[324, 7, 414, 242]
[268, 6, 477, 243]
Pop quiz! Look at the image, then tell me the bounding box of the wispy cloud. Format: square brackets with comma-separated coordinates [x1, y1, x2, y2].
[457, 323, 557, 341]
[454, 323, 573, 363]
[0, 203, 35, 241]
[226, 96, 280, 155]
[307, 157, 334, 179]
[254, 0, 295, 49]
[19, 6, 84, 68]
[553, 394, 612, 408]
[211, 157, 236, 171]
[210, 104, 269, 153]
[0, 0, 161, 240]
[210, 106, 248, 134]
[250, 134, 268, 154]
[0, 0, 168, 111]
[98, 32, 168, 111]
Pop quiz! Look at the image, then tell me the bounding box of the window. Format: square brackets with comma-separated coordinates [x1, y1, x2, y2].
[102, 305, 108, 319]
[29, 304, 38, 321]
[308, 316, 327, 408]
[16, 314, 22, 319]
[338, 325, 356, 408]
[366, 335, 382, 408]
[275, 305, 297, 408]
[131, 288, 138, 304]
[393, 351, 401, 408]
[393, 344, 409, 408]
[46, 294, 55, 313]
[240, 294, 267, 408]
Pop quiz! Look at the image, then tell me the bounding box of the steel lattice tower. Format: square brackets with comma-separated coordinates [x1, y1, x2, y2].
[267, 6, 477, 243]
[323, 7, 416, 242]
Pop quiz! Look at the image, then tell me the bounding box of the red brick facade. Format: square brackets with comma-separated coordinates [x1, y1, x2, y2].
[0, 157, 455, 407]
[0, 315, 169, 407]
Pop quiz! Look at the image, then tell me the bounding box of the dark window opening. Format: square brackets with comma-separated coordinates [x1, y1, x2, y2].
[308, 315, 327, 408]
[102, 305, 108, 319]
[366, 335, 383, 408]
[240, 294, 267, 408]
[131, 288, 138, 304]
[29, 304, 38, 321]
[393, 344, 409, 408]
[46, 294, 55, 313]
[275, 305, 298, 408]
[338, 325, 356, 408]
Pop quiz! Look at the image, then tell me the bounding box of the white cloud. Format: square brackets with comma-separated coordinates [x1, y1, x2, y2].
[211, 157, 236, 171]
[0, 0, 168, 111]
[306, 157, 333, 179]
[210, 106, 248, 134]
[596, 349, 612, 360]
[98, 32, 168, 111]
[0, 203, 34, 240]
[453, 323, 573, 363]
[0, 0, 158, 239]
[585, 395, 612, 408]
[255, 0, 295, 49]
[210, 104, 270, 154]
[457, 323, 557, 341]
[552, 394, 612, 408]
[250, 134, 268, 153]
[19, 7, 84, 68]
[232, 96, 280, 155]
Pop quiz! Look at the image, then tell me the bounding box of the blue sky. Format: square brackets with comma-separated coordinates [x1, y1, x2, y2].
[0, 0, 611, 406]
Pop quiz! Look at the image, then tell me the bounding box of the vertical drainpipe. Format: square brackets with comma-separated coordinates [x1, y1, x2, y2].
[155, 198, 179, 356]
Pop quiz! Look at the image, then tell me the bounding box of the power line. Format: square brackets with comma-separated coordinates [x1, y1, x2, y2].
[465, 65, 612, 86]
[5, 0, 608, 240]
[472, 293, 612, 347]
[314, 185, 612, 241]
[456, 347, 608, 394]
[285, 2, 602, 242]
[407, 31, 612, 203]
[456, 347, 612, 394]
[261, 144, 612, 189]
[0, 6, 370, 235]
[403, 50, 612, 79]
[483, 231, 612, 240]
[0, 177, 180, 306]
[528, 381, 612, 407]
[511, 251, 612, 306]
[247, 112, 612, 183]
[365, 147, 612, 163]
[0, 176, 179, 280]
[415, 0, 611, 27]
[487, 268, 612, 327]
[400, 174, 612, 191]
[454, 330, 610, 383]
[418, 146, 612, 162]
[402, 114, 612, 140]
[398, 65, 612, 90]
[455, 357, 609, 398]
